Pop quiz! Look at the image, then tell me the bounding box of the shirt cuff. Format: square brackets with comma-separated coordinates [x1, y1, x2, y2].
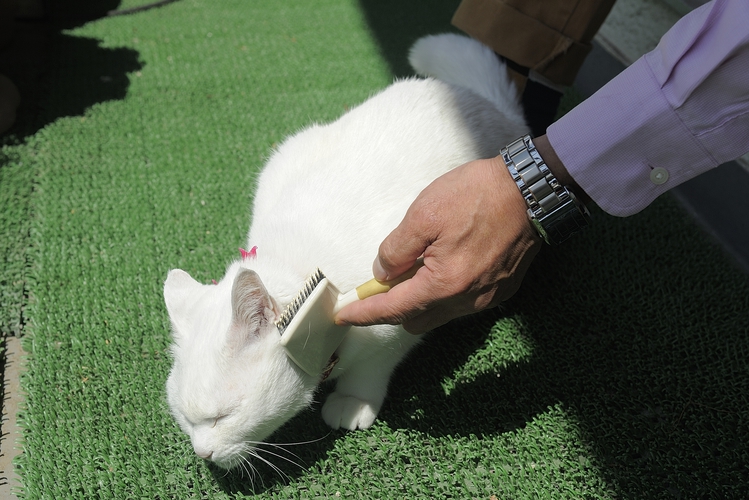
[547, 56, 718, 217]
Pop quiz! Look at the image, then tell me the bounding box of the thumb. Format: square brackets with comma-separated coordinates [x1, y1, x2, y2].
[372, 204, 436, 281]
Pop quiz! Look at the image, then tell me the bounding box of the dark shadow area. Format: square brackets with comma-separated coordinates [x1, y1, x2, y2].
[0, 1, 144, 487]
[0, 1, 144, 345]
[213, 192, 749, 497]
[43, 0, 121, 28]
[674, 164, 749, 275]
[357, 0, 462, 78]
[31, 34, 141, 132]
[356, 3, 749, 496]
[199, 201, 749, 499]
[213, 205, 749, 499]
[383, 199, 749, 498]
[0, 0, 144, 145]
[4, 1, 747, 497]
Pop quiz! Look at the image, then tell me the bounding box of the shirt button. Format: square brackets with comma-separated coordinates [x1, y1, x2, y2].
[650, 167, 669, 185]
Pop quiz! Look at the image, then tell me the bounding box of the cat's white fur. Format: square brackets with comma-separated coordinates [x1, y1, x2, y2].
[164, 33, 528, 470]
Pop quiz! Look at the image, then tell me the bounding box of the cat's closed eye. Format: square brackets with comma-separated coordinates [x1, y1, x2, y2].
[212, 415, 227, 428]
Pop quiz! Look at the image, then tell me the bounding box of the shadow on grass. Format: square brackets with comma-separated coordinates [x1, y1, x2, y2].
[8, 1, 746, 497]
[352, 2, 749, 497]
[0, 0, 143, 145]
[211, 201, 749, 499]
[356, 0, 461, 78]
[0, 0, 143, 347]
[0, 0, 144, 483]
[208, 408, 338, 495]
[385, 200, 749, 498]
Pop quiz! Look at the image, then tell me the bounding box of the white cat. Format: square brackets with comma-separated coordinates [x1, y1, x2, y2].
[164, 33, 528, 470]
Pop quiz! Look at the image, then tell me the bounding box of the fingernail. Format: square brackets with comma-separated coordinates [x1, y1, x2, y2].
[333, 316, 350, 327]
[372, 258, 388, 281]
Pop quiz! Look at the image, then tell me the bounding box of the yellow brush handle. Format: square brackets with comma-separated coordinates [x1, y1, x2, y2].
[355, 258, 425, 300]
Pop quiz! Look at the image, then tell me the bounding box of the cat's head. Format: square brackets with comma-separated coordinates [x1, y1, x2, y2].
[164, 266, 317, 469]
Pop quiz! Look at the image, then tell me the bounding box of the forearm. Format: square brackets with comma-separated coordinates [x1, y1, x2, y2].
[545, 0, 749, 217]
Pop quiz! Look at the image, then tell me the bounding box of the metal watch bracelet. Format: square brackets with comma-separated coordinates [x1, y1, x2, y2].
[501, 135, 590, 245]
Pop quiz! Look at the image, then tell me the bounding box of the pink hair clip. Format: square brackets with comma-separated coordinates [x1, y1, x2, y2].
[239, 246, 258, 260]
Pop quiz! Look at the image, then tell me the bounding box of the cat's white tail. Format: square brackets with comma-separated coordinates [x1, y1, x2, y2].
[408, 33, 525, 126]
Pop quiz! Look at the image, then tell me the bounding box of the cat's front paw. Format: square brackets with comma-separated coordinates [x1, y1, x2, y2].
[322, 392, 379, 430]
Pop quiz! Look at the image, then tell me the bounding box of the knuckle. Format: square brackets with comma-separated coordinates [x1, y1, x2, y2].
[377, 239, 400, 271]
[473, 293, 496, 311]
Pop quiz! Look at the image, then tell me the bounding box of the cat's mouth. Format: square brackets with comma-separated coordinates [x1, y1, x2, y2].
[211, 454, 243, 470]
[204, 445, 251, 470]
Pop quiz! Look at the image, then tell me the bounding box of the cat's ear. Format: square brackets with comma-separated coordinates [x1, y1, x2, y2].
[164, 269, 204, 337]
[229, 269, 279, 347]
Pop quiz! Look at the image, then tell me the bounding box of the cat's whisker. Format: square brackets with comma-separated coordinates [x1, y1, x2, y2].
[254, 454, 289, 480]
[250, 448, 291, 484]
[243, 446, 267, 488]
[249, 443, 304, 466]
[253, 445, 306, 471]
[247, 460, 260, 485]
[238, 456, 255, 483]
[250, 460, 263, 490]
[219, 465, 232, 479]
[247, 432, 331, 448]
[244, 441, 304, 466]
[246, 456, 266, 491]
[241, 432, 331, 466]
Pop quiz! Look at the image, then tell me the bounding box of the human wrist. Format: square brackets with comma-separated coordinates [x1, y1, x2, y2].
[500, 135, 591, 245]
[532, 134, 590, 205]
[489, 155, 544, 244]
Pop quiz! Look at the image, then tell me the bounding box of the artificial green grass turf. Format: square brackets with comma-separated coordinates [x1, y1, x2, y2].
[3, 0, 749, 498]
[0, 147, 32, 338]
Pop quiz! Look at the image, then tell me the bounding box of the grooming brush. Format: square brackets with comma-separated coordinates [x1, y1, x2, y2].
[275, 259, 424, 378]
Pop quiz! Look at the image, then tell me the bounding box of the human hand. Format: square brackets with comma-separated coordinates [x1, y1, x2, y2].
[335, 155, 542, 334]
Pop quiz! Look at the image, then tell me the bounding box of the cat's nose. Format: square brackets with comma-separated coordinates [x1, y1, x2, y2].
[194, 448, 213, 460]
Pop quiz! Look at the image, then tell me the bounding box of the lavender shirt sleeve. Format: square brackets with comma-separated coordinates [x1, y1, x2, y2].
[546, 0, 749, 217]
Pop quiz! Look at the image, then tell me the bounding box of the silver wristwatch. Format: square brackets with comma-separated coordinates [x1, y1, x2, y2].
[501, 135, 590, 245]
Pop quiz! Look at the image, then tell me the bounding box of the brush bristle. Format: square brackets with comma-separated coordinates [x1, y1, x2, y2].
[275, 268, 326, 334]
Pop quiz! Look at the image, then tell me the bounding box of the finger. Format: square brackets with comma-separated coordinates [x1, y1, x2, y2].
[335, 291, 414, 327]
[335, 267, 438, 326]
[373, 201, 439, 281]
